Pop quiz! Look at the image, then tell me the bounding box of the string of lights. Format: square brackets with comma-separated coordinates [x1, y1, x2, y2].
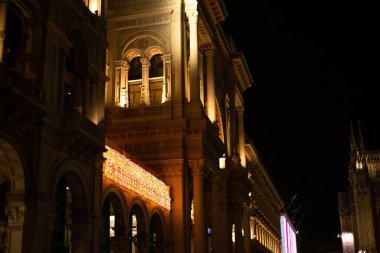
[103, 145, 171, 210]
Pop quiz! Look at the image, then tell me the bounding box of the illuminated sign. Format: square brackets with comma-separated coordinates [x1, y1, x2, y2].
[280, 214, 297, 253]
[341, 232, 355, 253]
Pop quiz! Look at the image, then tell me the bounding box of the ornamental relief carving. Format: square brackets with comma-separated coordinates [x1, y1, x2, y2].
[161, 166, 184, 176]
[188, 160, 205, 176]
[108, 0, 173, 9]
[6, 205, 25, 225]
[119, 137, 183, 155]
[150, 165, 184, 176]
[115, 15, 170, 30]
[200, 43, 216, 55]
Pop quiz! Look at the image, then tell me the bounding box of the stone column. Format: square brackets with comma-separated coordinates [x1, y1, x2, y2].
[198, 50, 204, 106]
[233, 204, 243, 253]
[140, 57, 151, 105]
[161, 54, 172, 103]
[0, 0, 8, 63]
[204, 44, 216, 123]
[211, 176, 221, 253]
[114, 60, 129, 107]
[237, 108, 246, 168]
[163, 164, 188, 253]
[170, 8, 184, 118]
[243, 206, 251, 253]
[71, 221, 92, 252]
[6, 202, 25, 253]
[186, 6, 200, 103]
[191, 160, 206, 253]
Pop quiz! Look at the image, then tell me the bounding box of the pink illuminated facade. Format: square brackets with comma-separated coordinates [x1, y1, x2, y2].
[280, 213, 298, 253]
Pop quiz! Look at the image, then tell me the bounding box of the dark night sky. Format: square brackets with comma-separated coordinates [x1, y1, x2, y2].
[222, 0, 380, 246]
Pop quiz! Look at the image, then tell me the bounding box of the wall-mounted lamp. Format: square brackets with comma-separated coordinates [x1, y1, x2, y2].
[219, 154, 226, 169]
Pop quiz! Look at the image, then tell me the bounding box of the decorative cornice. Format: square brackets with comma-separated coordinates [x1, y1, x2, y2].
[231, 53, 253, 93]
[204, 0, 227, 23]
[110, 13, 171, 30]
[200, 43, 215, 55]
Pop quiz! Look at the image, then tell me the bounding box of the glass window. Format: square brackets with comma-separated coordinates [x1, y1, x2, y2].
[149, 54, 163, 105]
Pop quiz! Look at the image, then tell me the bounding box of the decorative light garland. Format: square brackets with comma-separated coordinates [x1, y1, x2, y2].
[103, 145, 171, 210]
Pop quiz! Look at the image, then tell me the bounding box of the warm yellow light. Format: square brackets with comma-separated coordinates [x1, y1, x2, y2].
[89, 0, 98, 14]
[219, 154, 226, 169]
[103, 145, 171, 210]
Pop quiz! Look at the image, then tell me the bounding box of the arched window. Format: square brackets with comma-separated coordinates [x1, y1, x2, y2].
[149, 213, 165, 253]
[149, 54, 163, 105]
[64, 48, 76, 112]
[52, 173, 88, 253]
[129, 205, 146, 253]
[128, 57, 142, 107]
[0, 180, 10, 252]
[52, 178, 73, 253]
[3, 4, 28, 73]
[63, 31, 88, 113]
[102, 193, 124, 253]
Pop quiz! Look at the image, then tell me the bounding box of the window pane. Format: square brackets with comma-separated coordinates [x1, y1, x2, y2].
[149, 80, 163, 105]
[149, 54, 163, 78]
[129, 82, 141, 107]
[129, 57, 142, 80]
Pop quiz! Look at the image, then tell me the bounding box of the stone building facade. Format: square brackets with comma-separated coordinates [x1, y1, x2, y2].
[338, 123, 380, 253]
[0, 0, 286, 252]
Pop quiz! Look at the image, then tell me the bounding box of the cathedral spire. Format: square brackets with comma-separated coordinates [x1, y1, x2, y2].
[350, 120, 367, 171]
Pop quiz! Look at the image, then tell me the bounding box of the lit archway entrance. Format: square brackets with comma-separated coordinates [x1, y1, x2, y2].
[0, 138, 25, 253]
[129, 205, 146, 253]
[149, 213, 165, 253]
[102, 192, 126, 252]
[52, 172, 88, 253]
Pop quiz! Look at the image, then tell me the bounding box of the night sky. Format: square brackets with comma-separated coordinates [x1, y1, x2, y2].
[222, 0, 380, 246]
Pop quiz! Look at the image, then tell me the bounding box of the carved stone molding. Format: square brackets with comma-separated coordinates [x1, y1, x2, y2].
[200, 43, 215, 55]
[108, 0, 172, 9]
[189, 159, 204, 176]
[186, 10, 198, 24]
[161, 54, 172, 62]
[115, 60, 129, 69]
[140, 57, 151, 67]
[115, 15, 170, 30]
[6, 205, 24, 225]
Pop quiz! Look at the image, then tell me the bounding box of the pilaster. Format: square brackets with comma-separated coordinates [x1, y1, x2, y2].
[0, 0, 8, 63]
[237, 107, 246, 168]
[190, 159, 207, 253]
[204, 43, 216, 123]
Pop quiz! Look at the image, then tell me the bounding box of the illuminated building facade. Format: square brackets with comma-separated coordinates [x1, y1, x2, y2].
[245, 141, 284, 253]
[0, 0, 288, 252]
[104, 0, 257, 252]
[338, 123, 380, 253]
